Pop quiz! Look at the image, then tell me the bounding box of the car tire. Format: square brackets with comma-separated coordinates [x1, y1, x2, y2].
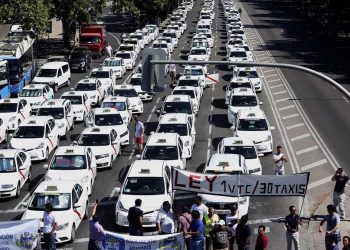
[15, 182, 20, 198]
[83, 66, 87, 73]
[4, 130, 9, 143]
[69, 224, 76, 243]
[109, 156, 113, 169]
[70, 121, 74, 131]
[45, 148, 49, 161]
[67, 79, 71, 87]
[88, 181, 92, 196]
[54, 84, 58, 93]
[84, 203, 89, 219]
[27, 168, 32, 183]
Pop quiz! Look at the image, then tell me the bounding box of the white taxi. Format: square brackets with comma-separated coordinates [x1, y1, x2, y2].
[227, 48, 251, 69]
[0, 118, 9, 143]
[137, 132, 188, 168]
[200, 153, 249, 216]
[44, 146, 97, 195]
[159, 95, 196, 117]
[102, 57, 126, 78]
[73, 127, 120, 169]
[177, 75, 203, 97]
[61, 91, 92, 122]
[227, 88, 261, 124]
[188, 47, 210, 62]
[232, 109, 275, 154]
[113, 85, 143, 114]
[115, 51, 136, 70]
[0, 149, 31, 198]
[172, 86, 200, 113]
[9, 116, 59, 161]
[18, 84, 54, 115]
[101, 96, 132, 125]
[128, 73, 154, 102]
[0, 98, 31, 133]
[115, 160, 172, 227]
[225, 77, 254, 104]
[74, 79, 105, 107]
[37, 99, 75, 139]
[89, 67, 116, 86]
[85, 108, 129, 146]
[21, 180, 89, 243]
[234, 67, 263, 92]
[182, 65, 218, 89]
[156, 114, 196, 159]
[217, 137, 263, 175]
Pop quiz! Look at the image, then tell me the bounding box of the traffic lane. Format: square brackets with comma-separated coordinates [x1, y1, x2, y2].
[241, 0, 350, 170]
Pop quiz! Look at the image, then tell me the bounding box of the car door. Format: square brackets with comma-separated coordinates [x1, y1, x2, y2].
[43, 86, 53, 100]
[20, 99, 31, 119]
[87, 148, 97, 182]
[71, 186, 84, 226]
[96, 81, 104, 99]
[46, 119, 58, 150]
[18, 151, 31, 173]
[110, 130, 120, 157]
[57, 68, 65, 87]
[65, 103, 74, 129]
[188, 116, 196, 144]
[15, 153, 28, 186]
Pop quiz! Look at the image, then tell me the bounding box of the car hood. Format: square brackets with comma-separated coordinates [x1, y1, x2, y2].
[46, 169, 89, 182]
[102, 66, 123, 72]
[235, 131, 271, 143]
[10, 138, 44, 150]
[201, 194, 239, 203]
[119, 194, 170, 212]
[245, 158, 262, 172]
[0, 173, 18, 187]
[74, 91, 96, 99]
[69, 59, 85, 64]
[22, 209, 74, 226]
[0, 113, 17, 122]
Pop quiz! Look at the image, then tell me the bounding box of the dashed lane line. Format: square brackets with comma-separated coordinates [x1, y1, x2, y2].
[269, 84, 284, 89]
[301, 159, 328, 171]
[273, 90, 287, 95]
[265, 74, 278, 78]
[286, 123, 305, 130]
[296, 145, 319, 156]
[268, 78, 281, 83]
[282, 113, 299, 120]
[275, 97, 290, 103]
[291, 133, 311, 142]
[279, 105, 295, 111]
[308, 175, 333, 189]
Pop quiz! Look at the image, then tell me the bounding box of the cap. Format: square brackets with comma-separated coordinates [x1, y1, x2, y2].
[218, 220, 225, 226]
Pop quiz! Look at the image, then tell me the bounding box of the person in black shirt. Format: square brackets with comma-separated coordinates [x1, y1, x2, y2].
[236, 214, 251, 250]
[210, 220, 232, 250]
[285, 205, 302, 250]
[127, 199, 144, 236]
[332, 168, 349, 219]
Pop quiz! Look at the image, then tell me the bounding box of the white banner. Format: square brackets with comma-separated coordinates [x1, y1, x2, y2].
[173, 169, 309, 197]
[97, 232, 184, 250]
[0, 219, 40, 250]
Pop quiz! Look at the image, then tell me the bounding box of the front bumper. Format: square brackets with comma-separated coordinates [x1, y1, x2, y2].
[116, 210, 157, 228]
[139, 93, 153, 102]
[73, 111, 85, 122]
[70, 64, 86, 71]
[255, 141, 273, 154]
[26, 148, 46, 161]
[0, 187, 17, 198]
[95, 155, 112, 168]
[130, 105, 143, 114]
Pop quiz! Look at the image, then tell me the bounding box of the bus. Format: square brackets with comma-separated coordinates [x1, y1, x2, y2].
[0, 34, 35, 98]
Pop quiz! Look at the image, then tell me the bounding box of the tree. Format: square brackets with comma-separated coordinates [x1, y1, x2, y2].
[0, 0, 51, 37]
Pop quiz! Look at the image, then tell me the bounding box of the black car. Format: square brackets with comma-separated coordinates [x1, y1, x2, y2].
[68, 49, 92, 72]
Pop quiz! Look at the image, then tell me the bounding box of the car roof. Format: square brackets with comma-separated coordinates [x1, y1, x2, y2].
[231, 77, 251, 83]
[159, 113, 189, 124]
[104, 57, 123, 61]
[41, 99, 69, 107]
[238, 108, 266, 120]
[35, 180, 77, 193]
[0, 149, 21, 158]
[54, 146, 87, 155]
[229, 47, 246, 52]
[165, 94, 191, 102]
[77, 78, 98, 84]
[0, 98, 20, 104]
[21, 116, 52, 126]
[178, 75, 199, 81]
[81, 126, 113, 135]
[173, 86, 196, 91]
[23, 84, 47, 90]
[114, 84, 135, 90]
[146, 132, 179, 146]
[61, 91, 85, 97]
[41, 61, 68, 68]
[205, 153, 245, 172]
[103, 96, 127, 102]
[94, 107, 120, 115]
[221, 137, 255, 147]
[91, 67, 110, 72]
[131, 73, 141, 79]
[236, 66, 258, 72]
[184, 65, 204, 69]
[232, 88, 256, 96]
[128, 160, 167, 177]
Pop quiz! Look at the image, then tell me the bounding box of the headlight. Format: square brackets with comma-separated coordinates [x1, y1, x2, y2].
[44, 175, 52, 181]
[9, 116, 16, 122]
[80, 175, 89, 183]
[138, 101, 142, 105]
[80, 62, 85, 66]
[254, 82, 260, 86]
[96, 153, 109, 159]
[185, 141, 190, 147]
[35, 142, 45, 149]
[114, 70, 120, 73]
[116, 201, 128, 212]
[56, 223, 69, 231]
[1, 184, 14, 189]
[90, 95, 96, 99]
[58, 123, 65, 128]
[239, 197, 247, 204]
[79, 110, 84, 113]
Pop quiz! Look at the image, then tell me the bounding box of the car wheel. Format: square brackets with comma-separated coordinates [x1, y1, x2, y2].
[70, 121, 75, 130]
[4, 130, 9, 143]
[109, 156, 113, 169]
[67, 79, 71, 87]
[15, 182, 20, 198]
[54, 84, 58, 93]
[84, 202, 89, 219]
[27, 168, 32, 183]
[83, 66, 87, 73]
[45, 148, 49, 161]
[69, 224, 76, 243]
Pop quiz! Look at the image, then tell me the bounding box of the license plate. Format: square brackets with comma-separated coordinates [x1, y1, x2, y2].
[144, 217, 150, 222]
[72, 66, 78, 69]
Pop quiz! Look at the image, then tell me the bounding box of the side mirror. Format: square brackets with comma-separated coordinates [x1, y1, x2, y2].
[259, 101, 263, 105]
[155, 109, 160, 114]
[135, 154, 141, 159]
[230, 124, 236, 130]
[43, 164, 48, 169]
[22, 202, 28, 207]
[74, 203, 81, 208]
[19, 165, 26, 170]
[270, 126, 275, 130]
[258, 153, 264, 157]
[114, 187, 121, 194]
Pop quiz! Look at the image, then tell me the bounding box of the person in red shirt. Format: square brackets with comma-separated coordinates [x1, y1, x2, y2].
[255, 225, 268, 250]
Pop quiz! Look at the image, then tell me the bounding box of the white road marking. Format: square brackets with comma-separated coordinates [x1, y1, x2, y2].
[296, 145, 319, 156]
[248, 218, 283, 225]
[156, 97, 160, 104]
[282, 113, 299, 120]
[308, 175, 332, 189]
[257, 56, 269, 60]
[74, 238, 89, 243]
[301, 159, 328, 171]
[255, 51, 267, 55]
[263, 69, 275, 73]
[261, 60, 272, 63]
[146, 114, 152, 122]
[275, 97, 289, 103]
[286, 123, 305, 130]
[273, 90, 287, 95]
[0, 208, 25, 214]
[209, 124, 212, 135]
[268, 79, 280, 83]
[88, 201, 116, 206]
[291, 133, 311, 142]
[265, 74, 278, 78]
[128, 149, 135, 160]
[279, 105, 295, 111]
[151, 105, 156, 113]
[107, 32, 120, 44]
[343, 96, 350, 103]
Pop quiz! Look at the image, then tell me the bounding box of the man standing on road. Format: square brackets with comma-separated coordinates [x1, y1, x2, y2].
[204, 207, 220, 250]
[134, 115, 145, 154]
[319, 204, 341, 250]
[190, 196, 209, 221]
[273, 145, 288, 175]
[128, 199, 144, 236]
[42, 203, 57, 250]
[210, 220, 233, 250]
[235, 214, 251, 250]
[255, 225, 268, 250]
[106, 44, 112, 57]
[332, 168, 349, 219]
[285, 205, 302, 250]
[226, 205, 239, 250]
[88, 200, 106, 250]
[178, 206, 192, 250]
[186, 210, 205, 250]
[156, 201, 176, 234]
[169, 63, 176, 84]
[342, 236, 350, 250]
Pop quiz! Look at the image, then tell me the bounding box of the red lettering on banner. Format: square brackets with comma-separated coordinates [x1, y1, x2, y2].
[205, 175, 217, 192]
[189, 175, 201, 189]
[174, 171, 186, 188]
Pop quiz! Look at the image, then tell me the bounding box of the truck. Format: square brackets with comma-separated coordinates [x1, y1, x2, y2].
[79, 24, 107, 58]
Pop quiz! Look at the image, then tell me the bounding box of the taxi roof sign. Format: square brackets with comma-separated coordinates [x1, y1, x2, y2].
[247, 113, 256, 117]
[65, 149, 74, 153]
[0, 154, 4, 157]
[45, 186, 58, 191]
[140, 169, 150, 174]
[234, 140, 243, 144]
[3, 99, 11, 103]
[103, 109, 110, 112]
[92, 128, 100, 132]
[28, 120, 36, 124]
[169, 118, 177, 122]
[68, 91, 75, 94]
[217, 161, 229, 167]
[157, 139, 167, 143]
[47, 101, 55, 105]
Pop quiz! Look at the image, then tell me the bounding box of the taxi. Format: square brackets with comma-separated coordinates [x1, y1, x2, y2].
[85, 108, 129, 146]
[177, 75, 203, 97]
[137, 132, 188, 169]
[157, 36, 174, 53]
[128, 73, 154, 102]
[0, 149, 31, 198]
[89, 67, 116, 86]
[159, 95, 196, 118]
[227, 48, 251, 69]
[232, 109, 275, 154]
[227, 87, 261, 124]
[102, 57, 126, 78]
[21, 180, 89, 243]
[217, 137, 263, 175]
[60, 91, 92, 122]
[0, 98, 31, 133]
[115, 160, 172, 227]
[74, 79, 105, 107]
[101, 96, 132, 125]
[73, 127, 120, 169]
[156, 114, 195, 159]
[200, 153, 249, 216]
[18, 84, 54, 115]
[182, 65, 218, 89]
[115, 51, 136, 70]
[113, 85, 143, 114]
[9, 116, 59, 161]
[225, 77, 254, 104]
[44, 146, 97, 195]
[188, 47, 210, 62]
[172, 86, 200, 113]
[233, 67, 263, 92]
[37, 99, 75, 139]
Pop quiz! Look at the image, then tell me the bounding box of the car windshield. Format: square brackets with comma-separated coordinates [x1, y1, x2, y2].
[238, 71, 259, 78]
[232, 30, 244, 34]
[89, 71, 110, 79]
[75, 83, 96, 91]
[103, 60, 121, 66]
[229, 82, 251, 90]
[19, 89, 42, 97]
[116, 53, 131, 59]
[0, 158, 15, 172]
[190, 49, 207, 55]
[78, 134, 110, 146]
[238, 119, 268, 131]
[37, 69, 57, 77]
[183, 69, 203, 76]
[223, 146, 257, 159]
[28, 193, 71, 211]
[62, 96, 82, 105]
[0, 103, 17, 113]
[153, 43, 168, 48]
[231, 95, 257, 106]
[173, 90, 195, 98]
[123, 177, 165, 195]
[80, 36, 99, 43]
[192, 42, 208, 48]
[120, 46, 133, 51]
[114, 89, 137, 97]
[70, 52, 84, 60]
[50, 155, 86, 170]
[37, 108, 64, 119]
[102, 102, 126, 111]
[230, 51, 247, 57]
[143, 146, 179, 160]
[178, 80, 199, 87]
[95, 114, 123, 126]
[163, 33, 176, 38]
[163, 102, 192, 114]
[157, 124, 188, 136]
[129, 78, 141, 86]
[13, 126, 44, 138]
[228, 40, 243, 46]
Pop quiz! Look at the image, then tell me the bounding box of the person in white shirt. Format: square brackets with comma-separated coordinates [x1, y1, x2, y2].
[190, 196, 208, 221]
[156, 201, 176, 234]
[134, 115, 145, 153]
[42, 203, 57, 250]
[106, 44, 112, 57]
[169, 63, 176, 84]
[273, 145, 288, 175]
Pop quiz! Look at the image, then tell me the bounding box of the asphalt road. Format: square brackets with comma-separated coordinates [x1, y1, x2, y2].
[1, 0, 349, 249]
